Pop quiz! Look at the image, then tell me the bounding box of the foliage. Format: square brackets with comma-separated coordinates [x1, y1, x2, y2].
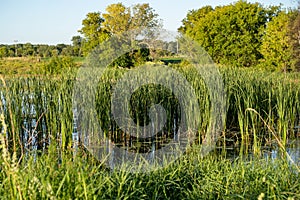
[0, 46, 8, 58]
[78, 12, 110, 56]
[109, 48, 150, 68]
[1, 64, 300, 155]
[101, 3, 161, 37]
[102, 3, 131, 35]
[0, 143, 298, 199]
[178, 5, 213, 38]
[179, 0, 281, 68]
[1, 62, 300, 198]
[0, 43, 82, 58]
[288, 5, 300, 70]
[43, 56, 77, 75]
[78, 3, 161, 67]
[0, 57, 44, 75]
[260, 11, 296, 72]
[71, 36, 83, 57]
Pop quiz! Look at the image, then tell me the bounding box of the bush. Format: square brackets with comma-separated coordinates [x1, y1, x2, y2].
[43, 56, 76, 75]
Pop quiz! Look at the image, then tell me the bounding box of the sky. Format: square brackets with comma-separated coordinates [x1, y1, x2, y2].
[0, 0, 297, 45]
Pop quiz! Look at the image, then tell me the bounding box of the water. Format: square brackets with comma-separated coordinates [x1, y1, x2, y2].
[216, 139, 300, 169]
[0, 90, 299, 167]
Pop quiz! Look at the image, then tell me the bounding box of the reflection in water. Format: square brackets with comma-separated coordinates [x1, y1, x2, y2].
[1, 89, 299, 167]
[217, 139, 300, 168]
[266, 140, 300, 166]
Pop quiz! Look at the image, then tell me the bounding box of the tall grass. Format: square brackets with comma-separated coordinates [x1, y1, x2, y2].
[0, 65, 300, 199]
[0, 66, 300, 156]
[222, 67, 300, 154]
[0, 144, 298, 199]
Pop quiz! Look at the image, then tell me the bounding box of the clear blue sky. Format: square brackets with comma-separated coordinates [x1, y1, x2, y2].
[0, 0, 297, 45]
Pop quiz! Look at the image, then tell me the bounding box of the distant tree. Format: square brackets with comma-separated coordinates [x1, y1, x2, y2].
[23, 43, 34, 56]
[50, 48, 59, 57]
[61, 45, 74, 56]
[165, 41, 175, 54]
[16, 47, 23, 57]
[37, 45, 51, 57]
[0, 46, 8, 58]
[71, 35, 83, 56]
[56, 44, 67, 55]
[8, 49, 15, 57]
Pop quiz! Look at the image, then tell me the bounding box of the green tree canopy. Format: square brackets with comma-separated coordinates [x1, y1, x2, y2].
[102, 3, 131, 35]
[78, 3, 161, 59]
[260, 11, 296, 72]
[179, 0, 280, 67]
[0, 46, 8, 58]
[178, 6, 213, 39]
[78, 12, 110, 55]
[288, 2, 300, 70]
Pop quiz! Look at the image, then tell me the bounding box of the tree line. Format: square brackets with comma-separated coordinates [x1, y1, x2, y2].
[1, 1, 300, 71]
[0, 37, 83, 58]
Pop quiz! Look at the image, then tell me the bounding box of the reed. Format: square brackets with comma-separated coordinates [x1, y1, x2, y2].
[1, 65, 300, 199]
[1, 65, 300, 156]
[0, 145, 298, 199]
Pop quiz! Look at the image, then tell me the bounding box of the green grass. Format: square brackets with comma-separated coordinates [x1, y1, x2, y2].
[0, 61, 299, 199]
[0, 56, 82, 76]
[1, 64, 300, 152]
[0, 143, 298, 199]
[0, 57, 44, 75]
[160, 57, 183, 65]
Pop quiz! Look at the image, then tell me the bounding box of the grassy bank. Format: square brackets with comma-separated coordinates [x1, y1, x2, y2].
[0, 56, 83, 76]
[0, 142, 298, 199]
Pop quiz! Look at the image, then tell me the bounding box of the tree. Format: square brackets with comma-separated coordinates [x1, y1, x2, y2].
[7, 49, 14, 57]
[130, 3, 161, 32]
[102, 3, 131, 35]
[56, 44, 67, 55]
[178, 6, 213, 39]
[288, 2, 300, 70]
[71, 36, 83, 56]
[260, 11, 295, 72]
[78, 3, 161, 64]
[16, 47, 23, 57]
[102, 3, 160, 36]
[44, 56, 75, 75]
[167, 41, 178, 54]
[0, 46, 8, 58]
[22, 43, 35, 56]
[38, 45, 51, 58]
[61, 45, 74, 56]
[179, 1, 280, 67]
[78, 12, 110, 55]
